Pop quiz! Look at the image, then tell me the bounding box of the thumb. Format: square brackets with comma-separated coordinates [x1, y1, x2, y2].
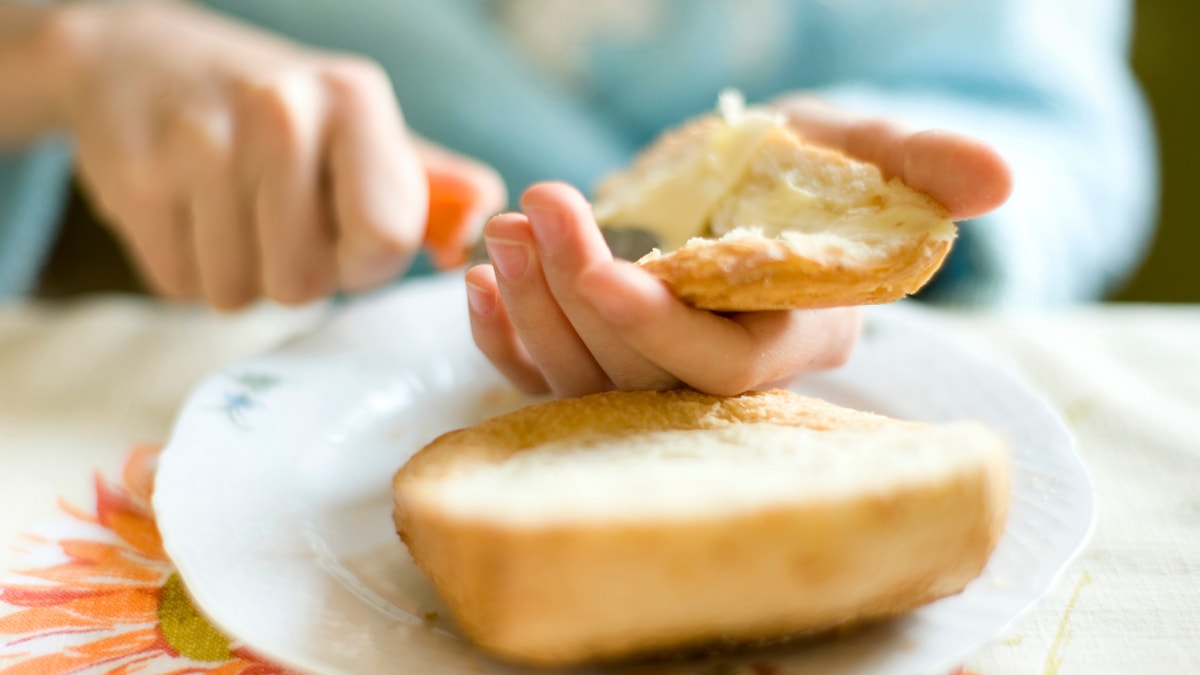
[417, 139, 508, 269]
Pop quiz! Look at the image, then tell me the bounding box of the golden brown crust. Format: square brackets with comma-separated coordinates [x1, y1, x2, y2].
[397, 389, 893, 481]
[638, 234, 953, 311]
[393, 390, 1009, 667]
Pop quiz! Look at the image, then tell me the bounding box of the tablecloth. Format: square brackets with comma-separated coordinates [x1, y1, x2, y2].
[0, 296, 1197, 674]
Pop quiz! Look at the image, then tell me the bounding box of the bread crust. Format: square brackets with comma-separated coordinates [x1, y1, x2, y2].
[393, 390, 1009, 667]
[638, 232, 952, 311]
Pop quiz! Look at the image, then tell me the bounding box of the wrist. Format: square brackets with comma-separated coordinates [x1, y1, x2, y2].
[0, 6, 57, 143]
[21, 3, 101, 132]
[0, 1, 109, 144]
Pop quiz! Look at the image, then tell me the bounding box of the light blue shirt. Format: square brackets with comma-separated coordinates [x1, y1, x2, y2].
[0, 0, 1158, 304]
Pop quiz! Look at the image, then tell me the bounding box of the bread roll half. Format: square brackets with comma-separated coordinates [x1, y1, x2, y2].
[592, 93, 957, 311]
[393, 389, 1009, 667]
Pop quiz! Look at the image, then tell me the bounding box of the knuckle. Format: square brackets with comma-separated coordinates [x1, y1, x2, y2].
[32, 4, 98, 72]
[169, 115, 234, 178]
[246, 77, 296, 121]
[322, 55, 389, 88]
[852, 118, 897, 137]
[239, 72, 315, 154]
[847, 118, 907, 157]
[320, 56, 392, 103]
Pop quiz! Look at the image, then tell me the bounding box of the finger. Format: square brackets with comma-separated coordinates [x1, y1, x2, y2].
[77, 141, 199, 300]
[191, 186, 258, 311]
[576, 260, 861, 396]
[735, 306, 862, 372]
[169, 109, 258, 311]
[896, 130, 1013, 220]
[119, 202, 199, 302]
[777, 97, 1012, 220]
[484, 212, 610, 398]
[418, 138, 508, 270]
[465, 264, 550, 395]
[521, 183, 677, 391]
[240, 73, 335, 305]
[325, 59, 427, 291]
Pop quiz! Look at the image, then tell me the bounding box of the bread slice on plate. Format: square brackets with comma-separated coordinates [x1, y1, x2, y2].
[392, 388, 1009, 668]
[592, 92, 957, 311]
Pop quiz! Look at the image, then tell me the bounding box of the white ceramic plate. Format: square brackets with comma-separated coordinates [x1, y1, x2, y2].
[155, 273, 1094, 675]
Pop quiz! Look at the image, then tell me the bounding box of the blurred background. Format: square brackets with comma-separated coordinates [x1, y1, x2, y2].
[1116, 0, 1199, 302]
[34, 0, 1198, 304]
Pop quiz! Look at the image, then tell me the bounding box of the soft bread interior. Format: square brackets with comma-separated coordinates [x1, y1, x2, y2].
[706, 127, 956, 267]
[592, 92, 784, 251]
[425, 421, 1003, 525]
[590, 92, 957, 311]
[593, 91, 955, 258]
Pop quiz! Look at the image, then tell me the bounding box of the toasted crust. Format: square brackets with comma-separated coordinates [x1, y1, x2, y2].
[393, 389, 1009, 667]
[398, 389, 893, 477]
[638, 230, 953, 311]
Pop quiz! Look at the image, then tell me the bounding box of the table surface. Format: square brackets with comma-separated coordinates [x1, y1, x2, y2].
[1, 295, 1197, 674]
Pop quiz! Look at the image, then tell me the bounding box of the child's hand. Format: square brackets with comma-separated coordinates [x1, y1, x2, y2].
[46, 0, 503, 310]
[464, 102, 1013, 398]
[465, 183, 861, 398]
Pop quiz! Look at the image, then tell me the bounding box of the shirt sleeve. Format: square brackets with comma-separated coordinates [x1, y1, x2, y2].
[0, 139, 73, 300]
[799, 0, 1158, 304]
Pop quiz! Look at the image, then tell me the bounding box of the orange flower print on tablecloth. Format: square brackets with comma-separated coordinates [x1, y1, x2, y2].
[0, 445, 293, 674]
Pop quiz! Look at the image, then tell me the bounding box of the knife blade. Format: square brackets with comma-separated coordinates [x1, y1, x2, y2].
[465, 226, 661, 265]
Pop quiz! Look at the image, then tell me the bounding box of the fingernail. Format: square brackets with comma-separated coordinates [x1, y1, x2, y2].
[485, 237, 529, 281]
[525, 207, 565, 253]
[465, 281, 495, 317]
